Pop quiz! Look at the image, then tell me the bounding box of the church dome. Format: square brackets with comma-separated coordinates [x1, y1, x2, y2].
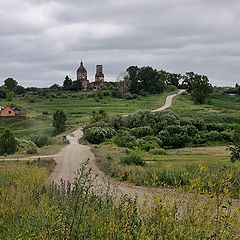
[77, 61, 87, 73]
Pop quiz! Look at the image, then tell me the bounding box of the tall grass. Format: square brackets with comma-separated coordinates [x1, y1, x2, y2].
[1, 161, 239, 239]
[94, 146, 240, 198]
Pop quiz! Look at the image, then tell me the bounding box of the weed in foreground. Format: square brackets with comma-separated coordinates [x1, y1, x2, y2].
[0, 161, 239, 239]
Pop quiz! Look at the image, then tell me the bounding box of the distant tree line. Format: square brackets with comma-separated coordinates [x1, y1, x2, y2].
[116, 66, 213, 104]
[1, 65, 227, 105]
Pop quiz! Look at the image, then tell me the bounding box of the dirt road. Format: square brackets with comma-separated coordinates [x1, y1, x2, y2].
[50, 89, 187, 199]
[51, 127, 181, 201]
[51, 89, 186, 184]
[51, 129, 94, 183]
[50, 89, 239, 209]
[152, 89, 186, 112]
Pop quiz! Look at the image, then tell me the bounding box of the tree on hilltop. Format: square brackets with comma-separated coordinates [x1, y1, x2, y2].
[53, 110, 67, 134]
[63, 75, 73, 90]
[4, 78, 18, 91]
[183, 72, 213, 104]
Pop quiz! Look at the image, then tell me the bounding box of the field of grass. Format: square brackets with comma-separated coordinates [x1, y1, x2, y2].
[171, 92, 240, 124]
[93, 144, 240, 198]
[0, 161, 239, 239]
[0, 92, 171, 134]
[0, 91, 173, 156]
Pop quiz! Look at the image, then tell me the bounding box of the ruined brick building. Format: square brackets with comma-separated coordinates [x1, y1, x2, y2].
[95, 65, 104, 83]
[76, 61, 106, 90]
[76, 61, 90, 89]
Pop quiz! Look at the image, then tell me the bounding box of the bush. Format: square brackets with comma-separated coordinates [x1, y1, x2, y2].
[0, 129, 18, 155]
[137, 139, 159, 152]
[191, 119, 206, 131]
[141, 136, 163, 146]
[159, 126, 193, 148]
[30, 134, 50, 148]
[17, 138, 38, 154]
[206, 123, 226, 132]
[113, 131, 137, 148]
[121, 153, 145, 166]
[204, 131, 221, 142]
[149, 148, 168, 155]
[124, 93, 134, 100]
[130, 126, 154, 138]
[84, 127, 116, 144]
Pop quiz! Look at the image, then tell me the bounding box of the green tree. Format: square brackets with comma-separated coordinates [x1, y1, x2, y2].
[72, 80, 83, 91]
[166, 73, 182, 88]
[63, 75, 73, 90]
[53, 110, 67, 134]
[230, 127, 240, 163]
[184, 72, 213, 104]
[126, 66, 140, 94]
[0, 129, 18, 155]
[0, 87, 7, 99]
[4, 78, 18, 91]
[14, 85, 26, 95]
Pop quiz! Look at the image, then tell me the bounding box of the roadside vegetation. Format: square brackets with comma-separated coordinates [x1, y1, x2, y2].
[83, 106, 240, 197]
[0, 161, 239, 239]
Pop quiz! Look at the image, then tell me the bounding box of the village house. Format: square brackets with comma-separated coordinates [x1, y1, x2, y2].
[0, 106, 24, 118]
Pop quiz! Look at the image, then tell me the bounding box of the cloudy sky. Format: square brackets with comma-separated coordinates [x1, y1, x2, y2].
[0, 0, 240, 87]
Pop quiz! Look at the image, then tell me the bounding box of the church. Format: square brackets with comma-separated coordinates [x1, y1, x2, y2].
[76, 61, 106, 90]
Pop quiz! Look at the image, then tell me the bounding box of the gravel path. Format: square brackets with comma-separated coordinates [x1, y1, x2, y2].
[50, 89, 190, 200]
[151, 89, 186, 112]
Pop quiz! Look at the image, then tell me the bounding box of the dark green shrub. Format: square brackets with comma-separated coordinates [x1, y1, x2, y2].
[113, 131, 137, 148]
[159, 126, 193, 148]
[141, 136, 163, 146]
[30, 135, 50, 148]
[130, 126, 154, 138]
[121, 153, 145, 166]
[124, 93, 133, 100]
[220, 131, 233, 142]
[205, 131, 221, 142]
[0, 129, 17, 155]
[137, 139, 159, 151]
[206, 123, 226, 132]
[53, 110, 67, 134]
[191, 119, 206, 131]
[84, 127, 116, 144]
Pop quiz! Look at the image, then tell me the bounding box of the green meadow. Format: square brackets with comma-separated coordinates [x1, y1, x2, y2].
[171, 92, 240, 124]
[0, 91, 171, 138]
[93, 144, 240, 198]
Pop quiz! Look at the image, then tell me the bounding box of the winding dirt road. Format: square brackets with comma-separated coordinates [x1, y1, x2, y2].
[50, 90, 190, 200]
[152, 89, 186, 112]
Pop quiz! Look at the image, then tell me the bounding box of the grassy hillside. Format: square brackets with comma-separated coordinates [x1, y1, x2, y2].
[0, 91, 171, 138]
[171, 92, 240, 124]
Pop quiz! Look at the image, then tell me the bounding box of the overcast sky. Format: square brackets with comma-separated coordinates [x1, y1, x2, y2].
[0, 0, 240, 87]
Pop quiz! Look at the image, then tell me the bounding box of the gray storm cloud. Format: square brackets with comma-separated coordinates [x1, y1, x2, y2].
[0, 0, 240, 87]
